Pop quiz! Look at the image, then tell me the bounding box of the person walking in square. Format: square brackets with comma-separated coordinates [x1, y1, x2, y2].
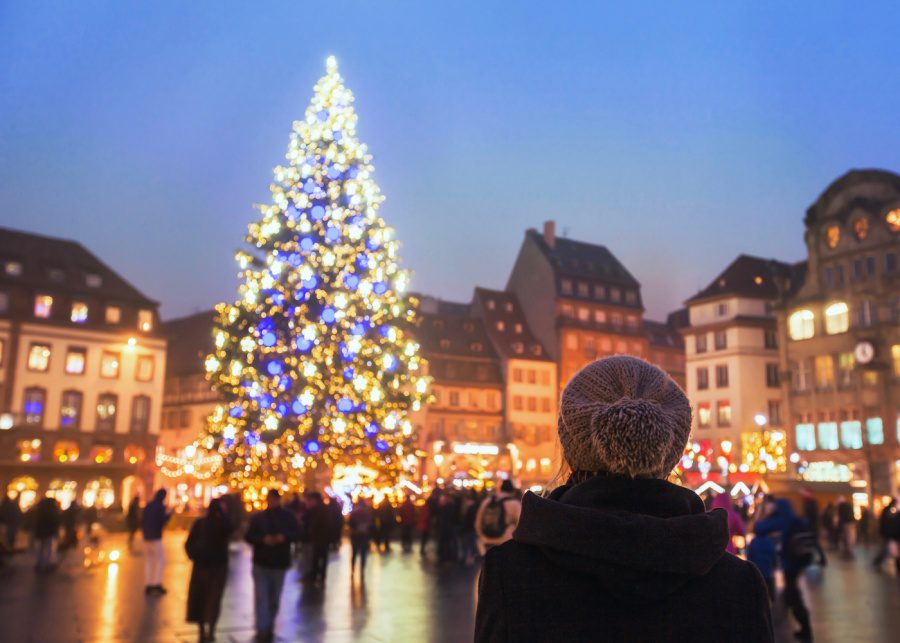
[348, 498, 374, 580]
[0, 493, 22, 551]
[398, 496, 417, 553]
[33, 495, 61, 572]
[476, 356, 773, 643]
[126, 494, 142, 550]
[474, 480, 521, 552]
[245, 490, 300, 642]
[142, 489, 172, 595]
[185, 498, 233, 643]
[303, 493, 332, 586]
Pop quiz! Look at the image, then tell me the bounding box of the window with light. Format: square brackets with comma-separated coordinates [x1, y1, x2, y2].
[138, 310, 154, 332]
[125, 445, 145, 465]
[34, 294, 53, 318]
[23, 387, 46, 425]
[96, 394, 118, 431]
[840, 421, 862, 449]
[788, 310, 815, 340]
[70, 302, 88, 323]
[53, 440, 80, 463]
[100, 352, 120, 378]
[60, 390, 82, 429]
[18, 439, 42, 462]
[816, 422, 839, 450]
[866, 418, 884, 445]
[824, 302, 849, 334]
[27, 343, 51, 371]
[65, 347, 86, 375]
[105, 306, 121, 324]
[90, 445, 113, 464]
[795, 423, 816, 451]
[892, 345, 900, 377]
[697, 402, 711, 427]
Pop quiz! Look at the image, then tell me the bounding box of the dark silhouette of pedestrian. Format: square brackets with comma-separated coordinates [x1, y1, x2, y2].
[126, 494, 142, 550]
[459, 490, 480, 566]
[303, 493, 332, 585]
[375, 499, 396, 553]
[59, 500, 81, 553]
[245, 490, 300, 643]
[0, 493, 23, 550]
[326, 497, 344, 552]
[476, 356, 773, 643]
[398, 497, 416, 553]
[348, 498, 374, 580]
[186, 498, 233, 643]
[436, 491, 460, 564]
[419, 489, 440, 556]
[836, 496, 856, 558]
[142, 489, 172, 595]
[873, 498, 899, 572]
[33, 495, 61, 572]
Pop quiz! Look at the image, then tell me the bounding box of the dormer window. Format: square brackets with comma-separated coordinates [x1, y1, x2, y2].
[463, 322, 474, 333]
[496, 321, 505, 331]
[85, 273, 103, 288]
[610, 288, 622, 302]
[71, 302, 88, 323]
[853, 217, 869, 241]
[531, 345, 542, 356]
[504, 302, 513, 313]
[34, 295, 53, 319]
[138, 310, 153, 332]
[560, 279, 573, 295]
[471, 342, 483, 352]
[105, 306, 121, 325]
[514, 323, 523, 334]
[486, 299, 495, 310]
[439, 339, 450, 350]
[433, 319, 444, 330]
[577, 282, 590, 297]
[47, 267, 65, 282]
[4, 261, 22, 277]
[512, 342, 524, 355]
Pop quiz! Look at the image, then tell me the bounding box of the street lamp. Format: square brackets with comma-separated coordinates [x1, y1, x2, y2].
[754, 413, 768, 428]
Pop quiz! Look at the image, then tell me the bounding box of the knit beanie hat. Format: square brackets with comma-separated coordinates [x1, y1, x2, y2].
[558, 355, 692, 478]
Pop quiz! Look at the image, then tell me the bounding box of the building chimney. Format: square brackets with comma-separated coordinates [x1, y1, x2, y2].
[543, 220, 556, 248]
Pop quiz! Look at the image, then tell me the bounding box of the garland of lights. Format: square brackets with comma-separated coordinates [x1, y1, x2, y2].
[156, 446, 223, 480]
[203, 56, 430, 489]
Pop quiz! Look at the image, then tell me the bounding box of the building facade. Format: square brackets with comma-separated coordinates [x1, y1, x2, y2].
[779, 170, 900, 500]
[471, 288, 559, 490]
[158, 311, 221, 505]
[682, 255, 797, 473]
[507, 221, 685, 390]
[0, 228, 165, 510]
[413, 298, 508, 488]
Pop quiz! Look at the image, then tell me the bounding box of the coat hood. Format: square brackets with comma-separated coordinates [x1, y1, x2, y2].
[512, 475, 729, 604]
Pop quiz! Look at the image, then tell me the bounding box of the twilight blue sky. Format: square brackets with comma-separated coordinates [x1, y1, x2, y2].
[2, 2, 899, 320]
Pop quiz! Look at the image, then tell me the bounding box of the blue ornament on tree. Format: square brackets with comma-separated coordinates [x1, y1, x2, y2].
[311, 205, 326, 221]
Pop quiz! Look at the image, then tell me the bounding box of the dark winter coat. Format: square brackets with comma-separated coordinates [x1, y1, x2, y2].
[245, 507, 300, 569]
[33, 497, 61, 539]
[142, 490, 171, 540]
[475, 475, 773, 643]
[185, 513, 233, 568]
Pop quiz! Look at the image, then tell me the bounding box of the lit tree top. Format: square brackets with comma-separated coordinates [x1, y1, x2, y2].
[204, 56, 429, 487]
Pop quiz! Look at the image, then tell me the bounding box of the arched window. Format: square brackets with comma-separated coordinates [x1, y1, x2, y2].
[124, 445, 146, 465]
[788, 310, 815, 341]
[60, 390, 83, 429]
[53, 440, 80, 463]
[824, 302, 849, 335]
[130, 395, 151, 433]
[23, 387, 47, 426]
[96, 393, 118, 431]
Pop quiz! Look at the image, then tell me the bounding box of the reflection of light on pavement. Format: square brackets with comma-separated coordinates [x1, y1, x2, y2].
[97, 563, 119, 641]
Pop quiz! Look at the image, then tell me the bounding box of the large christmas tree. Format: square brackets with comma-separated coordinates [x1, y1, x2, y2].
[204, 56, 429, 491]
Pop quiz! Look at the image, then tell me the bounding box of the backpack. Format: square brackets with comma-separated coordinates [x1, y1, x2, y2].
[480, 497, 509, 539]
[787, 527, 818, 568]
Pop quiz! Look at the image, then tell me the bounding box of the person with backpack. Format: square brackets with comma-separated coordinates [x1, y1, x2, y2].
[755, 497, 825, 643]
[185, 498, 233, 643]
[475, 357, 773, 643]
[142, 489, 173, 595]
[475, 479, 521, 551]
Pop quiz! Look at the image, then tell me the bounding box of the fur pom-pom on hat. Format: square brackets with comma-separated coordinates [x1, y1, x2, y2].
[558, 355, 692, 478]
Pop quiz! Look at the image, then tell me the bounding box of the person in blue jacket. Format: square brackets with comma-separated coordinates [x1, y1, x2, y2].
[754, 498, 825, 643]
